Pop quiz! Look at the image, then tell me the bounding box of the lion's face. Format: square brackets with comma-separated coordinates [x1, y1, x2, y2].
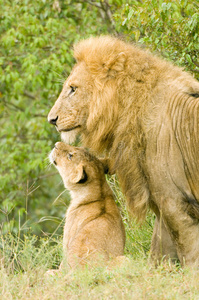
[48, 62, 93, 144]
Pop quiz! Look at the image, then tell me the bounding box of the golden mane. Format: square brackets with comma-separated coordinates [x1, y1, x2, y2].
[72, 37, 163, 220]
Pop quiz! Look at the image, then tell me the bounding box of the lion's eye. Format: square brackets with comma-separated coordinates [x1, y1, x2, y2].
[68, 153, 73, 160]
[53, 160, 57, 165]
[69, 86, 77, 95]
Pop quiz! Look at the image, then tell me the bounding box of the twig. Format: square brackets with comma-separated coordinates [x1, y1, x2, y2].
[23, 91, 36, 100]
[192, 60, 199, 68]
[76, 0, 101, 9]
[2, 100, 24, 112]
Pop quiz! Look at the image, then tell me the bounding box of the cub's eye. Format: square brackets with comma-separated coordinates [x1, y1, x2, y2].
[53, 160, 57, 165]
[69, 86, 77, 95]
[68, 153, 73, 160]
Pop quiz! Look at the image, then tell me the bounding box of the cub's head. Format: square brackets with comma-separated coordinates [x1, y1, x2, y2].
[48, 36, 127, 152]
[49, 142, 110, 190]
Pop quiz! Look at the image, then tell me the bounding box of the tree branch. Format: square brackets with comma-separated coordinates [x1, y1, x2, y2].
[2, 100, 46, 117]
[78, 0, 101, 9]
[2, 99, 24, 112]
[99, 0, 115, 27]
[23, 91, 36, 100]
[74, 0, 115, 29]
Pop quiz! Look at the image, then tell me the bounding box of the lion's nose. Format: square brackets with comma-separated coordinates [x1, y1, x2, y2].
[48, 115, 58, 125]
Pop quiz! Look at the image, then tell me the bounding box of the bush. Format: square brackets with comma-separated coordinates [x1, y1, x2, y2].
[114, 0, 199, 79]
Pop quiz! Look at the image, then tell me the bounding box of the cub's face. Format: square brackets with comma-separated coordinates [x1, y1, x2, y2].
[49, 142, 108, 190]
[48, 63, 93, 144]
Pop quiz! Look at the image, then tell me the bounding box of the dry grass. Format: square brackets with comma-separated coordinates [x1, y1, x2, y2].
[1, 244, 199, 300]
[1, 177, 199, 299]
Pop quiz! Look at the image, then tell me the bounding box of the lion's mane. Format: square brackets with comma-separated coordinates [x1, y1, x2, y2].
[72, 36, 199, 222]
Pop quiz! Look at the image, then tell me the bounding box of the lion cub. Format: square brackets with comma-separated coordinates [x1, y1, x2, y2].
[49, 142, 125, 269]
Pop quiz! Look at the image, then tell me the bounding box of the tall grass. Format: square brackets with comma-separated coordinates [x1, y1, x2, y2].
[1, 177, 199, 299]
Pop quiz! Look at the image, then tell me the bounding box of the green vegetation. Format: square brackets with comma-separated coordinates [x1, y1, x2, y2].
[0, 0, 111, 236]
[0, 1, 199, 298]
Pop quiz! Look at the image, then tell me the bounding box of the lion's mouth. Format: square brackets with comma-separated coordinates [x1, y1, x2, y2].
[57, 125, 81, 133]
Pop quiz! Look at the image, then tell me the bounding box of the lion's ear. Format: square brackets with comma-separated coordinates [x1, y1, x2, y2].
[104, 52, 126, 77]
[70, 164, 88, 184]
[99, 158, 115, 175]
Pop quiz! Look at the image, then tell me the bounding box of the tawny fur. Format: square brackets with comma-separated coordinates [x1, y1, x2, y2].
[48, 36, 199, 266]
[49, 142, 125, 269]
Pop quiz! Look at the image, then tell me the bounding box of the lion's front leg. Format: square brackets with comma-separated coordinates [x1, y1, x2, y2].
[150, 217, 178, 265]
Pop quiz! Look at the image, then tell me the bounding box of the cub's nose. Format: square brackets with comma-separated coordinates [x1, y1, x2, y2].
[48, 115, 58, 125]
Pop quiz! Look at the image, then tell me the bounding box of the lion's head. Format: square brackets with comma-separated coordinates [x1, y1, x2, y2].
[48, 36, 130, 152]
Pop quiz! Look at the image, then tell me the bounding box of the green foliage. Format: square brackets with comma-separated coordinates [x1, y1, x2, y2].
[0, 0, 110, 235]
[113, 0, 199, 78]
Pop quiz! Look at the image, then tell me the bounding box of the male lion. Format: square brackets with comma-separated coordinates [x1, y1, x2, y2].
[48, 36, 199, 266]
[49, 142, 125, 269]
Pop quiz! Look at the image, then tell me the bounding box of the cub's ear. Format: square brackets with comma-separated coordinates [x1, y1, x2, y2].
[99, 158, 115, 175]
[70, 163, 88, 184]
